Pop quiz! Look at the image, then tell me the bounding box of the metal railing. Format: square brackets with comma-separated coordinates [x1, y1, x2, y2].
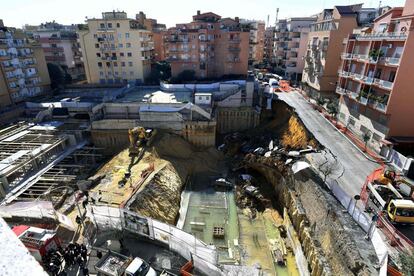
[373, 78, 394, 90]
[356, 32, 407, 40]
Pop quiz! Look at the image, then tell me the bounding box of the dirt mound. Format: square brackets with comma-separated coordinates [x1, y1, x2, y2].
[154, 133, 195, 159]
[249, 100, 319, 151]
[129, 163, 183, 224]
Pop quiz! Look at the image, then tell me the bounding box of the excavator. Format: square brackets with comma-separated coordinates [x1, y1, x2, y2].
[367, 168, 414, 224]
[128, 127, 156, 156]
[118, 127, 156, 188]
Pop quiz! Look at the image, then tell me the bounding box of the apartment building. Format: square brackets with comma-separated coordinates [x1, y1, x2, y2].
[273, 17, 316, 81]
[302, 4, 378, 98]
[77, 11, 153, 85]
[240, 20, 265, 66]
[263, 26, 275, 66]
[135, 11, 167, 62]
[0, 20, 50, 107]
[336, 1, 414, 152]
[165, 11, 249, 79]
[26, 22, 85, 81]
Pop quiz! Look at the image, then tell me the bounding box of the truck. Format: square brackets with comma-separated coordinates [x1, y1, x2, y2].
[366, 181, 414, 224]
[95, 250, 157, 276]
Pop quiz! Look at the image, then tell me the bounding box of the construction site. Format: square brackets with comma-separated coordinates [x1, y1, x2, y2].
[1, 79, 412, 276]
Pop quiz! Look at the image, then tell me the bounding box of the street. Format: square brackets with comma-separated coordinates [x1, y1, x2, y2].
[276, 91, 379, 196]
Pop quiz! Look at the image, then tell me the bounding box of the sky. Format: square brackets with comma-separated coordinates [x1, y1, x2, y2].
[0, 0, 406, 29]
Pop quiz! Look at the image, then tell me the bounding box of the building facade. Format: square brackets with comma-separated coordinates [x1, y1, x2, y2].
[77, 11, 154, 85]
[273, 17, 316, 81]
[302, 4, 376, 98]
[135, 12, 167, 62]
[26, 22, 85, 81]
[336, 1, 414, 152]
[263, 26, 275, 66]
[165, 11, 249, 79]
[240, 20, 265, 66]
[0, 20, 51, 107]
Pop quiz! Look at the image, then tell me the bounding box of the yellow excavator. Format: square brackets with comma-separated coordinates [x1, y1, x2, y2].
[128, 127, 156, 156]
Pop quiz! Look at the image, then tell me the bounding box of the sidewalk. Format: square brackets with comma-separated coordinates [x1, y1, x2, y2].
[294, 89, 384, 164]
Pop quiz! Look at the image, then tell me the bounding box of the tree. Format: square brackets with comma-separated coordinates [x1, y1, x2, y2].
[316, 96, 325, 108]
[173, 69, 196, 83]
[327, 101, 339, 124]
[315, 150, 345, 183]
[363, 132, 371, 152]
[146, 62, 171, 84]
[47, 63, 71, 89]
[400, 252, 414, 275]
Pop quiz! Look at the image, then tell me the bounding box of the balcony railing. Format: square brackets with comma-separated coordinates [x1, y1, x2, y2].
[350, 91, 359, 99]
[354, 54, 369, 61]
[359, 96, 368, 105]
[338, 70, 350, 78]
[380, 57, 400, 66]
[373, 78, 394, 90]
[375, 102, 387, 112]
[335, 86, 351, 95]
[356, 32, 408, 40]
[341, 53, 352, 59]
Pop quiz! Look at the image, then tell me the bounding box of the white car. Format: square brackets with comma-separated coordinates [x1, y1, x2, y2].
[125, 258, 157, 276]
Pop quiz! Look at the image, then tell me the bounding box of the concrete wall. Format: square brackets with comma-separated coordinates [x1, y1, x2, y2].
[215, 106, 259, 134]
[91, 118, 216, 152]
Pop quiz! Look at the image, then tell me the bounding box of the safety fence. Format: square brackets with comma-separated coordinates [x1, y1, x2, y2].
[88, 205, 223, 276]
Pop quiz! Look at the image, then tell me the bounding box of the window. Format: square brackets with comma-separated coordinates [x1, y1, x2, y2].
[95, 43, 99, 48]
[126, 43, 131, 48]
[51, 43, 57, 48]
[130, 71, 134, 76]
[119, 43, 123, 48]
[128, 61, 133, 67]
[100, 23, 105, 28]
[348, 117, 356, 126]
[120, 52, 125, 57]
[118, 33, 122, 39]
[117, 23, 120, 28]
[121, 62, 126, 67]
[122, 71, 126, 76]
[99, 71, 104, 76]
[114, 71, 119, 76]
[96, 53, 101, 57]
[107, 23, 112, 28]
[125, 33, 130, 38]
[97, 62, 102, 67]
[127, 52, 132, 57]
[106, 62, 110, 67]
[114, 62, 118, 67]
[372, 133, 381, 142]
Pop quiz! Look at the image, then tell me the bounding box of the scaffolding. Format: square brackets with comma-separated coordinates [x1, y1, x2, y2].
[0, 123, 68, 196]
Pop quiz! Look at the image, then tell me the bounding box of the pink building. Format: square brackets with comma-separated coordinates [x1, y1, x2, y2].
[336, 0, 414, 153]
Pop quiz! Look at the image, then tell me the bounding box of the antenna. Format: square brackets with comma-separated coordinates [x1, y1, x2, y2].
[275, 8, 279, 25]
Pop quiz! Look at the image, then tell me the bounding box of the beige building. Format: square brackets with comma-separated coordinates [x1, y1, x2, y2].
[302, 4, 378, 98]
[165, 11, 249, 79]
[0, 20, 50, 107]
[77, 11, 154, 85]
[336, 1, 414, 152]
[273, 17, 316, 81]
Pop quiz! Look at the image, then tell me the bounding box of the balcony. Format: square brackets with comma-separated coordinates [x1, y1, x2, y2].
[338, 70, 350, 78]
[350, 91, 359, 99]
[356, 32, 407, 41]
[341, 53, 352, 59]
[373, 78, 394, 90]
[380, 57, 400, 66]
[228, 38, 241, 43]
[354, 54, 369, 61]
[374, 102, 387, 113]
[228, 47, 241, 52]
[335, 86, 350, 95]
[359, 96, 368, 105]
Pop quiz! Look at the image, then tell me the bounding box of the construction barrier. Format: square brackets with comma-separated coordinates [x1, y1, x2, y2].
[88, 206, 223, 276]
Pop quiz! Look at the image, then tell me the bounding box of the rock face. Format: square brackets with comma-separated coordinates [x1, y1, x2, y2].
[129, 163, 182, 225]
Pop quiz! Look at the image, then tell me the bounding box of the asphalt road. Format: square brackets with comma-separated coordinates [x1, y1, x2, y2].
[277, 91, 379, 197]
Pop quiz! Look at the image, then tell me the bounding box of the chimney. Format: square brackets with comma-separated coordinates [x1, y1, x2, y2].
[235, 17, 239, 23]
[197, 10, 201, 15]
